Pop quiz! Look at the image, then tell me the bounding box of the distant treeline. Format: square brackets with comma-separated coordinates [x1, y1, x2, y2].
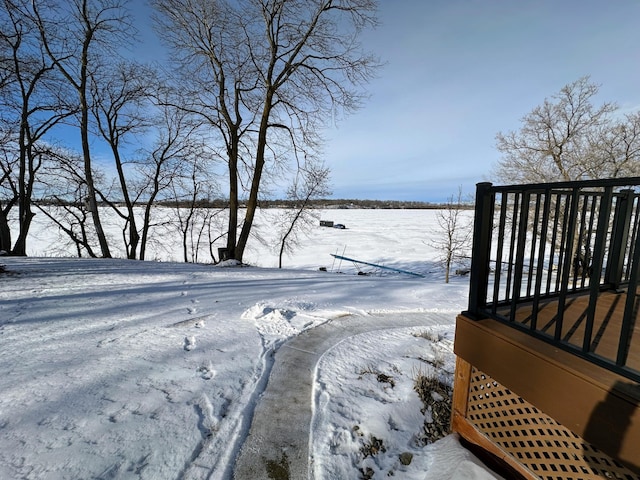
[36, 198, 473, 210]
[257, 198, 474, 209]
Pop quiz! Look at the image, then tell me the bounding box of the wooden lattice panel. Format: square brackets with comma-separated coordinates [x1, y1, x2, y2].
[466, 367, 638, 480]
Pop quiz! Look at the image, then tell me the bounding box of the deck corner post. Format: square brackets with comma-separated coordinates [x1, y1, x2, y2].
[467, 182, 494, 318]
[606, 188, 635, 289]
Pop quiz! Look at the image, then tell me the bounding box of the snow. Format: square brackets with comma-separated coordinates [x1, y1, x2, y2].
[0, 209, 504, 479]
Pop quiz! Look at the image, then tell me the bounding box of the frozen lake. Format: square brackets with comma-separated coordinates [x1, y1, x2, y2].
[24, 208, 471, 277]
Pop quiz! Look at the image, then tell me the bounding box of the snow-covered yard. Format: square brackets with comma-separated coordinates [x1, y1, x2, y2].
[0, 209, 503, 479]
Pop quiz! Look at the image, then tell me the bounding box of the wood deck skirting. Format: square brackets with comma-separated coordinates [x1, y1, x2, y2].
[453, 314, 640, 475]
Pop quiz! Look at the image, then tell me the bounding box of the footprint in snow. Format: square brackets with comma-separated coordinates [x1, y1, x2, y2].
[184, 336, 196, 351]
[198, 363, 215, 380]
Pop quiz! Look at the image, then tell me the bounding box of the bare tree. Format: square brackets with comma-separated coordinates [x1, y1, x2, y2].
[135, 102, 206, 261]
[153, 0, 379, 263]
[152, 0, 250, 262]
[0, 128, 18, 252]
[90, 61, 154, 259]
[432, 187, 472, 283]
[168, 152, 220, 263]
[1, 0, 71, 255]
[586, 111, 640, 179]
[494, 78, 640, 278]
[494, 77, 619, 184]
[276, 161, 330, 268]
[35, 147, 100, 257]
[34, 0, 134, 258]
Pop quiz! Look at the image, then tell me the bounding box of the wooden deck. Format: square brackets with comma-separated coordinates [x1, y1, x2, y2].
[457, 179, 640, 478]
[453, 305, 640, 478]
[494, 290, 640, 373]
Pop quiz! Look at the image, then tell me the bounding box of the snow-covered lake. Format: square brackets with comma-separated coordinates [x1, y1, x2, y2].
[25, 208, 456, 274]
[0, 209, 503, 479]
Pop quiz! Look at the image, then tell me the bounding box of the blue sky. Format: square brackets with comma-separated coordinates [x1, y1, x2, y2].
[323, 0, 640, 201]
[122, 1, 640, 202]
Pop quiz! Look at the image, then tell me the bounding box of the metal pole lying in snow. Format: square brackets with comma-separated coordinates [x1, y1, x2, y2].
[329, 254, 425, 278]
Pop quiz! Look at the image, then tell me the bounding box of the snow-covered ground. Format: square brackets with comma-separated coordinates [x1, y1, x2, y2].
[0, 209, 503, 479]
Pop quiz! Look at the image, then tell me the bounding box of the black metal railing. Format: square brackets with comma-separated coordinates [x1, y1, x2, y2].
[467, 177, 640, 383]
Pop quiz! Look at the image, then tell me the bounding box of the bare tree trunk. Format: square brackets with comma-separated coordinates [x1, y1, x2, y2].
[138, 179, 168, 262]
[139, 162, 162, 261]
[112, 147, 139, 259]
[13, 122, 33, 256]
[82, 116, 111, 258]
[226, 143, 239, 259]
[0, 206, 13, 253]
[236, 96, 271, 262]
[79, 20, 110, 258]
[0, 163, 16, 253]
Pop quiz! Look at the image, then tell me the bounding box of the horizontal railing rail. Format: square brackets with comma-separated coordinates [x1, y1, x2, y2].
[466, 177, 640, 383]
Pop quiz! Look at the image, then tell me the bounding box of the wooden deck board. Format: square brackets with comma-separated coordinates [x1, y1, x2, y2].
[496, 291, 640, 373]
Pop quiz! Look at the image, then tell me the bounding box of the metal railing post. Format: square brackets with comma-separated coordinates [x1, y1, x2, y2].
[467, 182, 494, 319]
[617, 215, 640, 367]
[606, 189, 634, 290]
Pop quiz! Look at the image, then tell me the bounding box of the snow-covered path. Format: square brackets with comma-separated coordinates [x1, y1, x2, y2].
[233, 312, 453, 479]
